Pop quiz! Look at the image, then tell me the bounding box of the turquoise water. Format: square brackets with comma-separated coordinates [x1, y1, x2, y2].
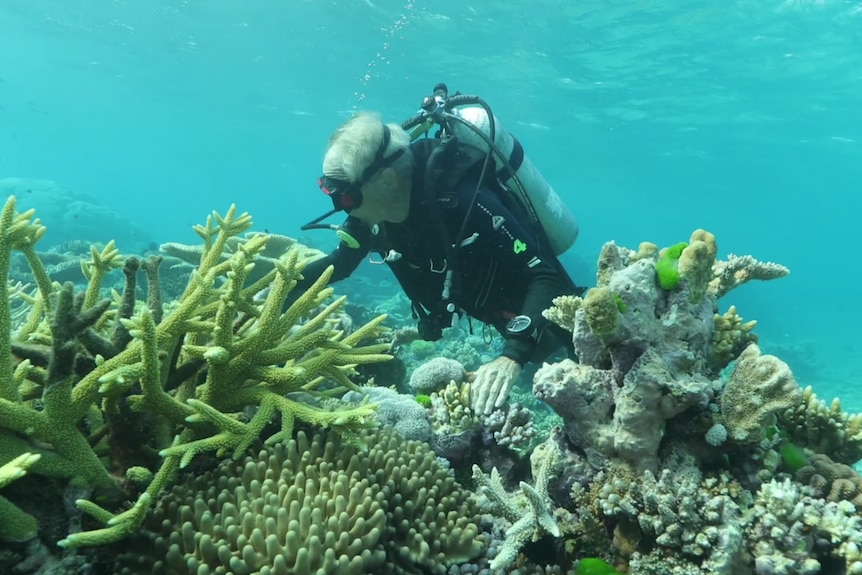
[1, 0, 860, 404]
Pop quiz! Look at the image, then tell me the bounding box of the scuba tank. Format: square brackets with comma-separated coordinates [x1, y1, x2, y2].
[402, 83, 579, 256]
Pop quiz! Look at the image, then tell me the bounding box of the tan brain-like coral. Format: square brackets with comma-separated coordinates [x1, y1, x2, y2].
[719, 344, 802, 444]
[132, 428, 482, 575]
[796, 453, 862, 510]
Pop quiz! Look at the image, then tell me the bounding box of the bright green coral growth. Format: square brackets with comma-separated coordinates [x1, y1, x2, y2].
[779, 442, 808, 473]
[0, 197, 392, 547]
[655, 241, 688, 290]
[576, 557, 623, 575]
[415, 393, 432, 408]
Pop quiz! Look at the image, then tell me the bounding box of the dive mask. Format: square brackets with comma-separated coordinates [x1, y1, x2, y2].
[301, 124, 405, 230]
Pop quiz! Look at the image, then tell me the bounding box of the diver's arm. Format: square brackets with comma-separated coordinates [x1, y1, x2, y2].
[462, 187, 572, 365]
[286, 217, 370, 304]
[499, 264, 562, 365]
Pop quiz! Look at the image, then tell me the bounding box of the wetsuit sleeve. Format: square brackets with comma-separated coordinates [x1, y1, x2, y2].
[287, 217, 370, 304]
[463, 187, 570, 365]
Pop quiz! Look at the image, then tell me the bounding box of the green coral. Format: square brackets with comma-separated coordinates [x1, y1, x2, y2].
[655, 241, 687, 290]
[0, 452, 41, 542]
[577, 557, 624, 575]
[414, 393, 432, 408]
[779, 443, 808, 473]
[0, 197, 391, 547]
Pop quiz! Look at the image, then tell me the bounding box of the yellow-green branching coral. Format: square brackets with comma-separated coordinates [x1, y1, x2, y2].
[67, 206, 390, 547]
[0, 200, 391, 549]
[0, 452, 41, 542]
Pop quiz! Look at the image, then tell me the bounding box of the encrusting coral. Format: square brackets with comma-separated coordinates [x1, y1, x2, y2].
[0, 196, 392, 548]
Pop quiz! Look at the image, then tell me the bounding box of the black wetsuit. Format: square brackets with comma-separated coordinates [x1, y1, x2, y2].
[297, 138, 581, 366]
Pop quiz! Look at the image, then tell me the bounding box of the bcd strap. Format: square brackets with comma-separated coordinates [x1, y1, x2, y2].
[424, 135, 462, 210]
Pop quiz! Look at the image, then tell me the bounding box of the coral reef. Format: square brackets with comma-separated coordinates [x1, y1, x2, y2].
[796, 453, 862, 509]
[535, 230, 790, 473]
[526, 230, 862, 574]
[5, 209, 861, 575]
[0, 197, 391, 551]
[747, 478, 862, 574]
[598, 466, 745, 572]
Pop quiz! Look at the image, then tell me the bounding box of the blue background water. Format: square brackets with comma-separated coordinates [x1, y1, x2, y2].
[1, 0, 860, 405]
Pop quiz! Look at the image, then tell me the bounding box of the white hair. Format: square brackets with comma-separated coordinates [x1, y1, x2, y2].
[322, 112, 412, 182]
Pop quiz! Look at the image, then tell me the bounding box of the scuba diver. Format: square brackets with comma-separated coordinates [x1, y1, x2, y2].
[297, 84, 584, 416]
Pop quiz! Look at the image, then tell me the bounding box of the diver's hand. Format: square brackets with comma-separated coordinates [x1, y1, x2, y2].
[470, 356, 522, 416]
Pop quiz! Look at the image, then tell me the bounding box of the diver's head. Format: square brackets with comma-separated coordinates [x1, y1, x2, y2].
[318, 112, 413, 226]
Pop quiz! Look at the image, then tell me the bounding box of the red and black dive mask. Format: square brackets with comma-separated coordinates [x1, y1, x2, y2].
[301, 125, 405, 231]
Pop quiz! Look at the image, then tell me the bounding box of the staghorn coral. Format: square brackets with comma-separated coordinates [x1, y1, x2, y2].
[159, 230, 324, 284]
[718, 344, 802, 444]
[779, 385, 862, 466]
[120, 427, 482, 575]
[473, 448, 559, 571]
[0, 198, 392, 547]
[0, 452, 42, 542]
